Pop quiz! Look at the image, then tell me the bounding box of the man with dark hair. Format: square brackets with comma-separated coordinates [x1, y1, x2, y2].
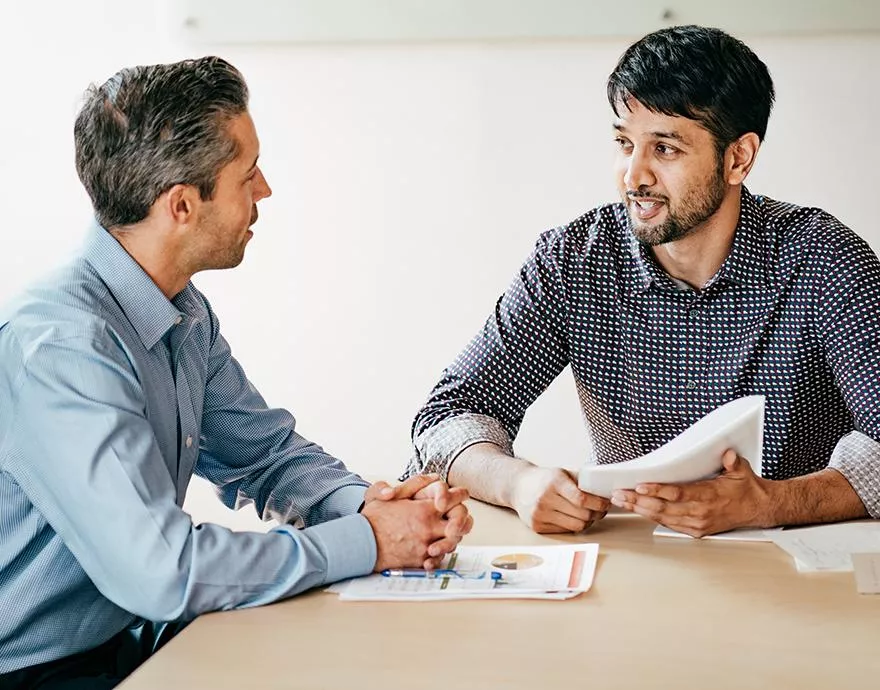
[0, 57, 470, 688]
[407, 25, 880, 536]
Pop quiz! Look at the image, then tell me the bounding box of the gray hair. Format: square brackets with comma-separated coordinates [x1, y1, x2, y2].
[74, 56, 249, 228]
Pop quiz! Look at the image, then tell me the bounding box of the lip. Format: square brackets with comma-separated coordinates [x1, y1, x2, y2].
[629, 197, 665, 221]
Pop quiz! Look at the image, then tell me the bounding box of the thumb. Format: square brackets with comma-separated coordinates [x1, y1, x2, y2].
[365, 480, 396, 502]
[721, 449, 746, 474]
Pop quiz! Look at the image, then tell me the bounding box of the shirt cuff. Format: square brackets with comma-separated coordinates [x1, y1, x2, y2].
[310, 483, 369, 524]
[299, 513, 377, 584]
[407, 413, 514, 481]
[827, 431, 880, 518]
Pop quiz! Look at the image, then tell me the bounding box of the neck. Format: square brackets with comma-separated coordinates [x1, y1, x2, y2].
[109, 221, 192, 299]
[651, 186, 742, 290]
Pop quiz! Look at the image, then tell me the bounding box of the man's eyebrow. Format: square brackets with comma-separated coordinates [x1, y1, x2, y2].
[650, 130, 691, 145]
[612, 122, 691, 146]
[246, 154, 260, 173]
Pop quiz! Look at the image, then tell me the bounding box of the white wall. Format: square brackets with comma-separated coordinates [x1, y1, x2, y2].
[3, 1, 878, 529]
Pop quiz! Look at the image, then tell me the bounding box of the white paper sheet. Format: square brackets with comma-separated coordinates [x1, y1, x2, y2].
[653, 524, 780, 542]
[769, 521, 880, 572]
[579, 396, 765, 498]
[852, 553, 880, 593]
[328, 544, 598, 601]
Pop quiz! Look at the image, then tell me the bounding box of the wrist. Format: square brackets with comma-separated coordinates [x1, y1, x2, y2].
[501, 461, 538, 511]
[755, 477, 784, 528]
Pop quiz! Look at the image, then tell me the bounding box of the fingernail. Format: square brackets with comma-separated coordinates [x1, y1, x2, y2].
[611, 491, 625, 502]
[635, 485, 648, 495]
[380, 487, 394, 496]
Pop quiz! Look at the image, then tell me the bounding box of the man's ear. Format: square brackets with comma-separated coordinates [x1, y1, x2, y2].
[725, 133, 761, 186]
[162, 184, 201, 226]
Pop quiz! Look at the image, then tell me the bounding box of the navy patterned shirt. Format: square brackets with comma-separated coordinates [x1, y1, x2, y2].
[407, 188, 880, 518]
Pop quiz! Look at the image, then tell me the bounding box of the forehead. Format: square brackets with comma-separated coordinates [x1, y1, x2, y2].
[613, 99, 709, 143]
[225, 111, 259, 161]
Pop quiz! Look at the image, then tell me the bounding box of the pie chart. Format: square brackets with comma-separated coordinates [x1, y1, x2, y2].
[490, 553, 544, 570]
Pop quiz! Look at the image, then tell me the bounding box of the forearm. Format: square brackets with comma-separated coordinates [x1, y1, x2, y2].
[447, 442, 536, 509]
[763, 468, 869, 527]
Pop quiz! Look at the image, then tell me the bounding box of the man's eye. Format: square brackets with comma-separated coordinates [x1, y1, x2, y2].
[656, 144, 678, 155]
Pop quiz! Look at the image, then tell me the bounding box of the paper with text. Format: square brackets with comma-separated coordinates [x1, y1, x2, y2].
[769, 521, 880, 572]
[328, 543, 598, 601]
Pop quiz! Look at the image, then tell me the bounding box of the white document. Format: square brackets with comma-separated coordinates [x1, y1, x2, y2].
[768, 521, 880, 572]
[852, 553, 880, 594]
[653, 524, 780, 542]
[329, 544, 598, 601]
[579, 395, 765, 498]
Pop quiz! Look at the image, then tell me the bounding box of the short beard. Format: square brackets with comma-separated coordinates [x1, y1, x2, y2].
[627, 157, 727, 247]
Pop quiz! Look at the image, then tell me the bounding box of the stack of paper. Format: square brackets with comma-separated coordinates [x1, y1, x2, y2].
[328, 544, 598, 601]
[579, 395, 765, 498]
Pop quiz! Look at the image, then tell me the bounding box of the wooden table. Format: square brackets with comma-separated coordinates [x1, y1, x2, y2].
[120, 502, 880, 689]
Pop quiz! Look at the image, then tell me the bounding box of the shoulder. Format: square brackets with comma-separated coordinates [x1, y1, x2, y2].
[1, 259, 127, 366]
[760, 196, 876, 270]
[534, 202, 629, 262]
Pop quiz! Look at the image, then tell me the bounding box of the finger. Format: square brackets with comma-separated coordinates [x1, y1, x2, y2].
[390, 473, 440, 500]
[634, 483, 684, 502]
[416, 484, 469, 513]
[423, 556, 445, 570]
[543, 510, 589, 533]
[542, 485, 600, 522]
[559, 471, 610, 512]
[653, 513, 716, 537]
[722, 450, 750, 474]
[443, 504, 471, 538]
[531, 520, 578, 535]
[364, 480, 395, 503]
[427, 535, 463, 558]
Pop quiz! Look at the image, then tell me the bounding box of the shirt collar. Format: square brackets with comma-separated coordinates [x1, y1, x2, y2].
[624, 186, 771, 294]
[82, 223, 204, 350]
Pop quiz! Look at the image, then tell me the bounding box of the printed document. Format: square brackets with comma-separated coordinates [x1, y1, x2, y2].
[329, 543, 598, 601]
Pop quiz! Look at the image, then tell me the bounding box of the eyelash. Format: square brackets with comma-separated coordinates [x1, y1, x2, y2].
[613, 138, 679, 157]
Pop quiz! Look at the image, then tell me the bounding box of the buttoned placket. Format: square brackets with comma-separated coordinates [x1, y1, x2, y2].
[168, 313, 199, 504]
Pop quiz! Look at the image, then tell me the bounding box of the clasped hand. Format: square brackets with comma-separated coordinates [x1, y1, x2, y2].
[361, 474, 473, 571]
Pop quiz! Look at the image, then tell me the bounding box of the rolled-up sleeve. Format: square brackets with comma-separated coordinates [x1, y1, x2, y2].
[827, 432, 880, 518]
[817, 228, 880, 517]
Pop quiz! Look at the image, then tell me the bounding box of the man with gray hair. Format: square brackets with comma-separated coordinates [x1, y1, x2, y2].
[0, 56, 470, 688]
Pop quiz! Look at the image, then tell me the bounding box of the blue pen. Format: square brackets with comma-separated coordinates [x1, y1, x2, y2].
[381, 568, 502, 580]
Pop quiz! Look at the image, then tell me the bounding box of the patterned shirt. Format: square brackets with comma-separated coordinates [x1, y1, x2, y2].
[0, 225, 375, 673]
[407, 188, 880, 518]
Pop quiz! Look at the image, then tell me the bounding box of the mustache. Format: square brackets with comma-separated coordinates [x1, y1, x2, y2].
[626, 189, 668, 202]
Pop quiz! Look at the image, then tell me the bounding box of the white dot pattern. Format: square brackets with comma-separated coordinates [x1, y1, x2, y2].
[407, 189, 880, 517]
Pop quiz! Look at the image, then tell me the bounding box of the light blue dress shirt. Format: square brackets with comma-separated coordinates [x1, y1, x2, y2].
[0, 225, 375, 672]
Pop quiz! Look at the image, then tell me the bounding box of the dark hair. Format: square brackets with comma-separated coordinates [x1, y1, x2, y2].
[74, 56, 249, 228]
[607, 25, 775, 153]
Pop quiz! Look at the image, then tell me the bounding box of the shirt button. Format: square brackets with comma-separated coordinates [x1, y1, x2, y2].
[185, 435, 193, 448]
[174, 316, 183, 325]
[686, 380, 697, 390]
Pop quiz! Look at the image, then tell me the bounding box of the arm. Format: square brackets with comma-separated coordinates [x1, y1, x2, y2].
[408, 230, 609, 532]
[6, 334, 376, 622]
[196, 325, 369, 527]
[408, 229, 572, 481]
[615, 227, 880, 534]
